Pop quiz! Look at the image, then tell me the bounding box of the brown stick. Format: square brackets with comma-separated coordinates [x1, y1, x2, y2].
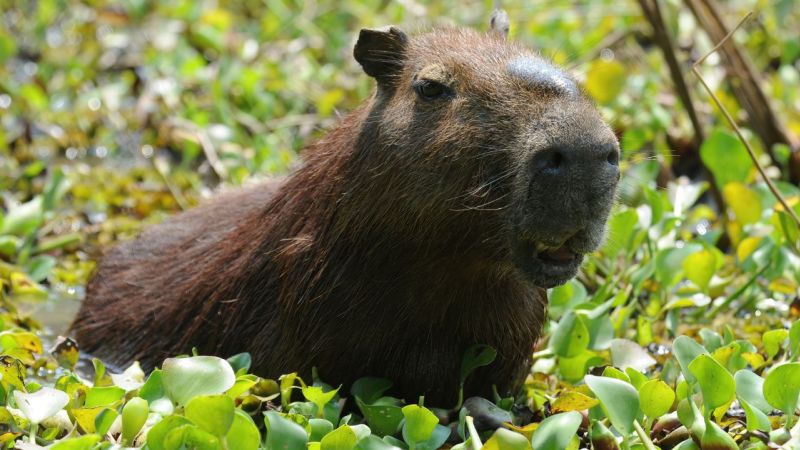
[637, 0, 705, 145]
[692, 12, 800, 232]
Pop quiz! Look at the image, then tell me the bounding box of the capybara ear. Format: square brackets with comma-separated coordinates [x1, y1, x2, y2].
[489, 9, 510, 40]
[354, 26, 409, 85]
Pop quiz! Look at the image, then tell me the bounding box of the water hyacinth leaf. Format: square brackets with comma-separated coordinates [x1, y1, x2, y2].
[682, 249, 716, 292]
[48, 435, 103, 449]
[550, 311, 590, 358]
[551, 390, 599, 413]
[13, 387, 70, 424]
[351, 377, 393, 404]
[762, 363, 800, 416]
[302, 385, 340, 418]
[459, 344, 497, 384]
[739, 398, 770, 432]
[185, 394, 235, 437]
[147, 415, 193, 450]
[762, 329, 789, 360]
[94, 408, 118, 436]
[590, 421, 620, 450]
[734, 370, 771, 413]
[320, 425, 358, 450]
[602, 208, 638, 259]
[700, 417, 737, 450]
[481, 428, 532, 450]
[401, 404, 438, 445]
[355, 399, 403, 436]
[84, 386, 126, 408]
[586, 59, 626, 104]
[672, 336, 707, 385]
[655, 244, 702, 288]
[225, 410, 260, 450]
[700, 128, 751, 188]
[549, 279, 588, 318]
[226, 353, 252, 373]
[309, 418, 335, 441]
[264, 411, 308, 450]
[609, 339, 656, 371]
[688, 354, 735, 412]
[790, 320, 800, 359]
[162, 356, 236, 405]
[121, 397, 149, 445]
[0, 197, 43, 236]
[356, 435, 404, 450]
[639, 379, 675, 419]
[530, 411, 582, 450]
[584, 375, 640, 435]
[723, 183, 762, 225]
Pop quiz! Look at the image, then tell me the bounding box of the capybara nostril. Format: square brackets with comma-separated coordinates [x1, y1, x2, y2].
[606, 146, 620, 167]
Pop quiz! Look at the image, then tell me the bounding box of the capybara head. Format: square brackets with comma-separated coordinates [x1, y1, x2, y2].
[349, 26, 619, 289]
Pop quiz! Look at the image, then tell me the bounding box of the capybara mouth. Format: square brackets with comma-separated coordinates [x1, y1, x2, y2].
[513, 239, 584, 288]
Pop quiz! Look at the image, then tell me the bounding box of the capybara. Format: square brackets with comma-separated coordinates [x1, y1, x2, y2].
[71, 18, 620, 406]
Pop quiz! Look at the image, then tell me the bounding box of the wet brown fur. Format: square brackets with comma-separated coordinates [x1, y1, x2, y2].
[71, 27, 618, 406]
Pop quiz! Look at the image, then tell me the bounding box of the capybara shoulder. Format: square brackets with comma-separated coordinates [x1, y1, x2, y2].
[71, 20, 619, 406]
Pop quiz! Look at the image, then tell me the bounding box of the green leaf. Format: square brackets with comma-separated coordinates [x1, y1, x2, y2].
[85, 385, 125, 407]
[162, 356, 236, 405]
[121, 397, 149, 445]
[94, 408, 118, 436]
[321, 425, 358, 450]
[682, 249, 716, 292]
[550, 311, 590, 358]
[584, 375, 640, 436]
[351, 377, 394, 405]
[688, 354, 735, 412]
[762, 329, 789, 360]
[739, 398, 770, 432]
[700, 128, 752, 188]
[225, 410, 261, 450]
[302, 384, 340, 418]
[762, 363, 800, 416]
[459, 344, 497, 384]
[356, 399, 403, 436]
[602, 208, 638, 259]
[639, 379, 675, 419]
[309, 418, 335, 441]
[49, 435, 103, 450]
[672, 336, 708, 385]
[734, 370, 772, 414]
[401, 404, 438, 445]
[185, 394, 235, 437]
[655, 244, 702, 288]
[531, 411, 582, 450]
[264, 411, 308, 450]
[147, 415, 193, 450]
[723, 182, 762, 225]
[0, 197, 43, 237]
[482, 428, 532, 450]
[585, 60, 626, 104]
[700, 417, 737, 450]
[790, 320, 800, 359]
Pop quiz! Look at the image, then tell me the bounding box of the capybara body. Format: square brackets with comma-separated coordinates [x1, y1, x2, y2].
[71, 24, 619, 405]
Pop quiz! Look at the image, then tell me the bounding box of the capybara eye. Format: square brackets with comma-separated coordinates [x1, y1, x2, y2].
[413, 80, 451, 100]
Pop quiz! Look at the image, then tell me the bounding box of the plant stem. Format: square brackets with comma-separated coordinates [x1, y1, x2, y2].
[29, 423, 38, 444]
[465, 416, 482, 450]
[633, 419, 659, 450]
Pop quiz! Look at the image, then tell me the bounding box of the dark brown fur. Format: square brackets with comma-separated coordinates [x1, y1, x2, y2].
[71, 26, 618, 406]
